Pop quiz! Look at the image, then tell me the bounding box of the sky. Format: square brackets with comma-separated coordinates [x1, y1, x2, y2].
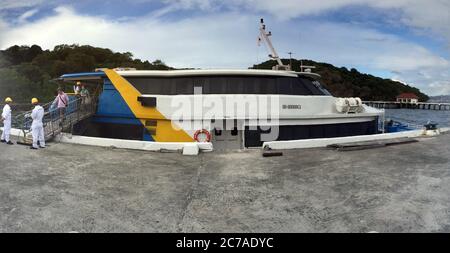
[0, 0, 449, 95]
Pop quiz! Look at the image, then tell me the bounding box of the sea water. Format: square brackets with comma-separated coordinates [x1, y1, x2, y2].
[385, 109, 450, 128]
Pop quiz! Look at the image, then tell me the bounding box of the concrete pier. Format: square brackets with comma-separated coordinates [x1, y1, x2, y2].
[1, 134, 450, 232]
[364, 101, 450, 110]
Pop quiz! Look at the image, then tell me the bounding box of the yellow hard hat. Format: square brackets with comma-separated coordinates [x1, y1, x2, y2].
[31, 98, 39, 104]
[5, 97, 12, 103]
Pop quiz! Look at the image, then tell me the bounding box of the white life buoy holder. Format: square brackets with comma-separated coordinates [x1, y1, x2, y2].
[194, 129, 211, 142]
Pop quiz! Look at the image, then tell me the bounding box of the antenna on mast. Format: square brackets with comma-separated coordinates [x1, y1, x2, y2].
[257, 18, 291, 71]
[287, 52, 294, 68]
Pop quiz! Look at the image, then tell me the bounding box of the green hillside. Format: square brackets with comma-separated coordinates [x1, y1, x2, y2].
[0, 44, 171, 103]
[0, 44, 429, 103]
[252, 59, 429, 101]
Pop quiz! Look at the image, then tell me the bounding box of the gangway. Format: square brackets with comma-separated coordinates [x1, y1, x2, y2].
[13, 95, 98, 145]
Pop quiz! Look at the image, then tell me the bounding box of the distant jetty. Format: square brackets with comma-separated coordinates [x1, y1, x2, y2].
[364, 101, 450, 110]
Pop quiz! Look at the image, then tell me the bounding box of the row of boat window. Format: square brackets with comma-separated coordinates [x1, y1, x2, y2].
[125, 76, 331, 96]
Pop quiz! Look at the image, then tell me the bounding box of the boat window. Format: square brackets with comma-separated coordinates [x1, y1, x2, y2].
[312, 80, 332, 95]
[124, 75, 331, 96]
[292, 77, 311, 95]
[298, 77, 329, 95]
[243, 77, 260, 94]
[209, 77, 227, 94]
[226, 77, 245, 94]
[175, 77, 193, 94]
[193, 77, 208, 94]
[160, 78, 175, 95]
[124, 77, 174, 94]
[259, 77, 277, 94]
[277, 77, 292, 94]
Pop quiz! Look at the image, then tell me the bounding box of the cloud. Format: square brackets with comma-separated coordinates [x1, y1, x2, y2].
[17, 8, 39, 23]
[153, 0, 450, 95]
[428, 81, 450, 96]
[0, 6, 259, 67]
[393, 70, 450, 96]
[0, 0, 45, 11]
[146, 0, 450, 45]
[3, 0, 450, 44]
[0, 19, 7, 46]
[373, 46, 450, 72]
[146, 0, 218, 19]
[0, 3, 449, 95]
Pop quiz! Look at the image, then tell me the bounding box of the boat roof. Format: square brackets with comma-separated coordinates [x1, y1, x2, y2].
[59, 71, 106, 80]
[59, 69, 321, 82]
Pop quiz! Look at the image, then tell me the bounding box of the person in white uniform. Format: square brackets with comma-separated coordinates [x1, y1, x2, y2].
[73, 81, 81, 95]
[1, 97, 14, 145]
[30, 98, 45, 149]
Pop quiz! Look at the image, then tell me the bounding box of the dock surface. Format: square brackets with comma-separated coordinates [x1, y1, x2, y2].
[1, 134, 450, 232]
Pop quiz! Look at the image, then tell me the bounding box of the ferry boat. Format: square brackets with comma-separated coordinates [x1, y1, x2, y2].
[56, 19, 385, 150]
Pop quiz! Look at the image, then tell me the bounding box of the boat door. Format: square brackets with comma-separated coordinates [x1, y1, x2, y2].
[212, 120, 242, 150]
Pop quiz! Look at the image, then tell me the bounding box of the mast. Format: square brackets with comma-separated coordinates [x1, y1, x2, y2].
[287, 51, 294, 67]
[257, 18, 291, 71]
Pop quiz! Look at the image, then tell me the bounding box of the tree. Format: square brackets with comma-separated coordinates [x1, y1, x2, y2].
[0, 44, 179, 102]
[0, 68, 37, 102]
[24, 45, 43, 62]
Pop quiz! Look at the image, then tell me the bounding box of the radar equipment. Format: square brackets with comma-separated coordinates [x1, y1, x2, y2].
[300, 60, 316, 73]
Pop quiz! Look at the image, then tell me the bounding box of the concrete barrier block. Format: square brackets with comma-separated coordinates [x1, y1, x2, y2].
[182, 143, 199, 156]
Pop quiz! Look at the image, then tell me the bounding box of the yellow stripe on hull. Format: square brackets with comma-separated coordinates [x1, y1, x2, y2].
[103, 69, 194, 142]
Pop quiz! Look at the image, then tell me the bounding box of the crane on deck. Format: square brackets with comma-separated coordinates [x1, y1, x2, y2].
[257, 18, 316, 73]
[257, 18, 291, 71]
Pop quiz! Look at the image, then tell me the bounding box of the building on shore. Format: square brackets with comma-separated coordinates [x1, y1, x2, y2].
[396, 93, 419, 104]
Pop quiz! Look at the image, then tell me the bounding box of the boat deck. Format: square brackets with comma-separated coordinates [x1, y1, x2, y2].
[0, 133, 449, 232]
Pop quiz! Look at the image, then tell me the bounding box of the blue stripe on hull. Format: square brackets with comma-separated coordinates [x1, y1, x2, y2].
[93, 79, 154, 141]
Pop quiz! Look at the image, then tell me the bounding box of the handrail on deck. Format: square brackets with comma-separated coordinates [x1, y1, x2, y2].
[13, 93, 99, 144]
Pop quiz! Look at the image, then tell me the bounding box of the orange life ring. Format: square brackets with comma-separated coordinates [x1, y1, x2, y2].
[194, 129, 211, 142]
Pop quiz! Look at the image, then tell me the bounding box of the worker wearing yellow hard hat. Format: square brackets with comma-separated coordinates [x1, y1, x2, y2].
[30, 98, 45, 149]
[1, 97, 14, 145]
